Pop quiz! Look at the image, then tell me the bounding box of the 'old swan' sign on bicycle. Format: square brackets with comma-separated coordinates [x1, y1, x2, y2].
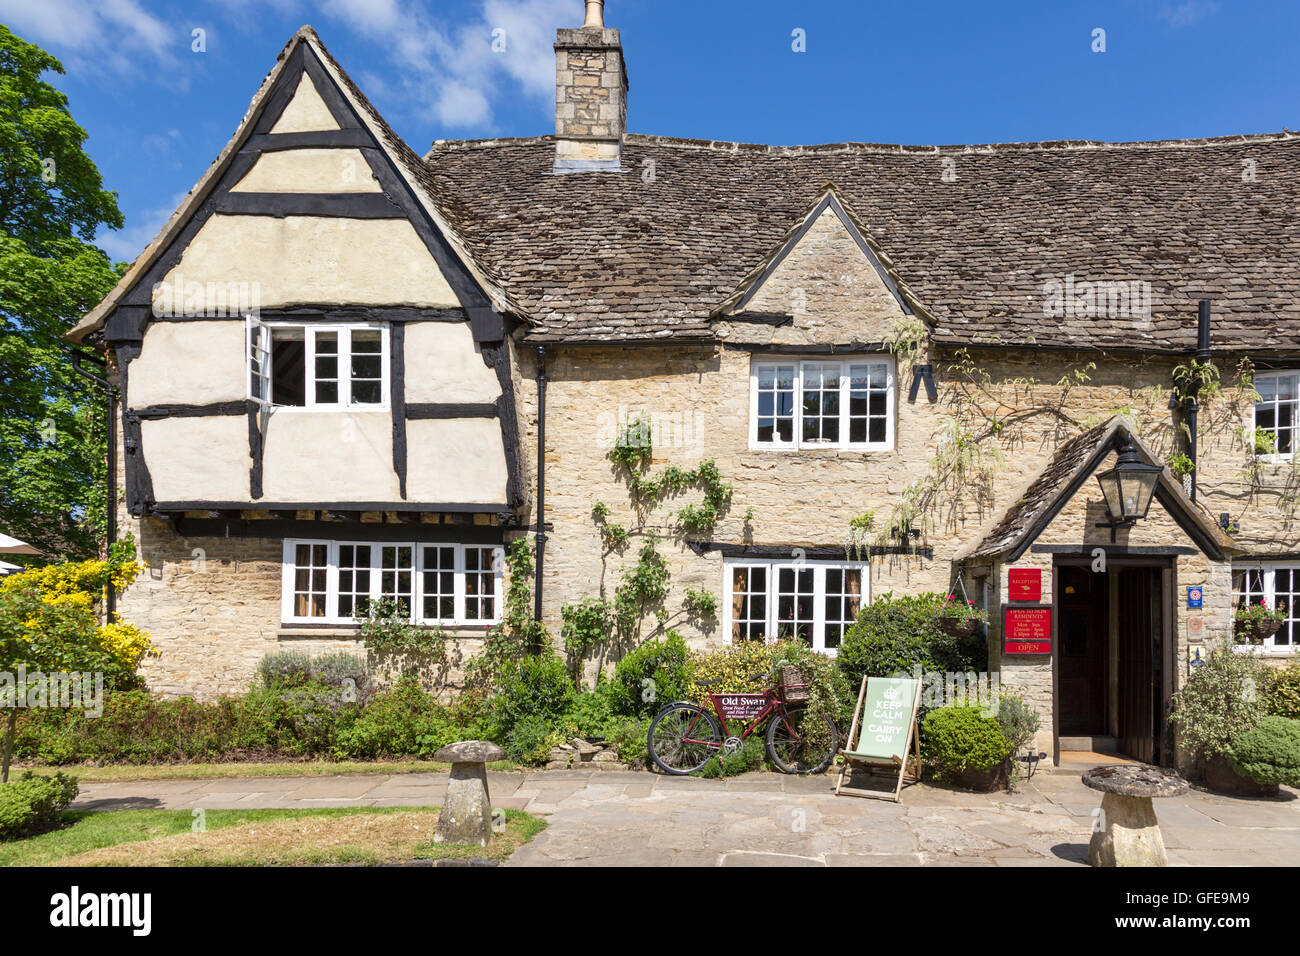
[861, 678, 919, 754]
[715, 694, 770, 721]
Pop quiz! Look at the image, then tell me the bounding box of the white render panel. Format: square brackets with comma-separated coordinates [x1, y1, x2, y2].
[129, 320, 247, 407]
[142, 416, 250, 502]
[156, 215, 461, 309]
[269, 74, 340, 133]
[405, 419, 508, 504]
[230, 148, 381, 193]
[261, 411, 401, 501]
[404, 322, 502, 404]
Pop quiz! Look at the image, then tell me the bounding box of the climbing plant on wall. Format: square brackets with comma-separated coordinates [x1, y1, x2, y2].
[462, 539, 547, 692]
[565, 416, 735, 679]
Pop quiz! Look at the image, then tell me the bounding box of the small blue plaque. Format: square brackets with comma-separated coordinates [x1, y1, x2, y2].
[1187, 586, 1203, 608]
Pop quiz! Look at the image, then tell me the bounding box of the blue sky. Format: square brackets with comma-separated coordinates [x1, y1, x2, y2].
[2, 0, 1297, 264]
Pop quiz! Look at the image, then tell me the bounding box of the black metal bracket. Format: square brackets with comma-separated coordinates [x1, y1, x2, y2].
[909, 364, 937, 402]
[1095, 518, 1137, 543]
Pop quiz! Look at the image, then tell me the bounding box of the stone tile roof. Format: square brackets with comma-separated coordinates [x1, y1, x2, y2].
[962, 419, 1117, 562]
[424, 132, 1300, 349]
[960, 415, 1231, 562]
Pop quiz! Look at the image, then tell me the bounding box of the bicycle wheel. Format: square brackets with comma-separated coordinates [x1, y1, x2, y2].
[766, 705, 838, 775]
[648, 704, 722, 775]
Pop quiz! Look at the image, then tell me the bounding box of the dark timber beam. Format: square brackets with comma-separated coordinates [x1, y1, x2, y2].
[212, 192, 405, 219]
[405, 401, 498, 420]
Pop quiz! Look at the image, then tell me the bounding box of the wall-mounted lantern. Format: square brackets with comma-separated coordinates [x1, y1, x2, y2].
[1095, 440, 1163, 540]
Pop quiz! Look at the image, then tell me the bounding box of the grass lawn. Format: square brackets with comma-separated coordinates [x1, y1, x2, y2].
[12, 759, 521, 782]
[0, 806, 544, 866]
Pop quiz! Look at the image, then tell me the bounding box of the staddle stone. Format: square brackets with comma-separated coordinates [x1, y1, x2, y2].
[433, 740, 505, 848]
[1082, 765, 1186, 867]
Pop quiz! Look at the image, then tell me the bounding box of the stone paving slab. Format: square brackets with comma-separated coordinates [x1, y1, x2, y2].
[65, 768, 1300, 866]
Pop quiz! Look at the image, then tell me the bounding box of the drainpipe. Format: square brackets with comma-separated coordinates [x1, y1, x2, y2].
[1185, 300, 1212, 502]
[66, 345, 118, 621]
[533, 345, 547, 648]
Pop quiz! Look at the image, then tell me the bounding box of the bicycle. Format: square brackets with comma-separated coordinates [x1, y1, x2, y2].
[646, 665, 839, 775]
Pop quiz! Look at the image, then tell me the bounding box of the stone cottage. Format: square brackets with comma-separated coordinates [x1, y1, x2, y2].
[67, 2, 1300, 768]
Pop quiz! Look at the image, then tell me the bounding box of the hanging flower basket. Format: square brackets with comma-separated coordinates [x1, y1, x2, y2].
[935, 593, 988, 638]
[1233, 599, 1285, 645]
[937, 615, 979, 637]
[1235, 618, 1282, 644]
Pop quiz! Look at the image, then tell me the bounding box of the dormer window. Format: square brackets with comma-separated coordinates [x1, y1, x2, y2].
[749, 356, 894, 451]
[248, 318, 388, 410]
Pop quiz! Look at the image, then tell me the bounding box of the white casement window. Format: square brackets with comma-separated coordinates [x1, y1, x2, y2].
[247, 322, 388, 410]
[750, 357, 894, 450]
[722, 559, 868, 654]
[281, 540, 503, 626]
[1232, 565, 1298, 654]
[247, 316, 271, 404]
[1252, 371, 1299, 459]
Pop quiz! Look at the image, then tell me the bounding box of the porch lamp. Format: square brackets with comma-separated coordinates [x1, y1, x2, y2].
[1095, 440, 1163, 540]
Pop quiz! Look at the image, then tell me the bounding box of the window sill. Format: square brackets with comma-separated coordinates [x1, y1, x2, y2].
[277, 626, 361, 640]
[1230, 645, 1296, 657]
[276, 624, 497, 640]
[746, 445, 895, 455]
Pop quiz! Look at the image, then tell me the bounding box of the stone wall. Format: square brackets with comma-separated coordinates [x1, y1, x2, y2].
[517, 343, 1203, 647]
[116, 336, 1299, 703]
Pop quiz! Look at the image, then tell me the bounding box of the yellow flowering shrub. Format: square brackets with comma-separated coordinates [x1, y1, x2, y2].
[97, 621, 158, 670]
[0, 540, 155, 676]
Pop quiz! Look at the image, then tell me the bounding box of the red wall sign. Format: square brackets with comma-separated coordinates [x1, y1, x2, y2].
[1007, 568, 1041, 602]
[1003, 606, 1052, 655]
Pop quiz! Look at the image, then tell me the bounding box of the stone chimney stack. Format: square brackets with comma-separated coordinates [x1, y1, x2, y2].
[554, 1, 627, 172]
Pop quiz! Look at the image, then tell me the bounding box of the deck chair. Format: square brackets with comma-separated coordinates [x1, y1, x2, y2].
[835, 676, 922, 802]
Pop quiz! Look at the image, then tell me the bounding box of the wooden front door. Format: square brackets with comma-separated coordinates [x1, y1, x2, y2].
[1116, 566, 1161, 763]
[1057, 564, 1108, 736]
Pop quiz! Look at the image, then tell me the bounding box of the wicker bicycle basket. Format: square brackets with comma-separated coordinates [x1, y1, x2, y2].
[779, 665, 810, 703]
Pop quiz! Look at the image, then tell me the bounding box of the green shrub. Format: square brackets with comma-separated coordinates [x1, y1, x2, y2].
[330, 676, 443, 759]
[503, 715, 564, 765]
[257, 651, 314, 687]
[1225, 716, 1300, 787]
[257, 651, 371, 699]
[684, 639, 777, 698]
[837, 592, 986, 691]
[1170, 647, 1273, 759]
[921, 705, 1012, 777]
[606, 631, 692, 718]
[1268, 664, 1300, 721]
[995, 691, 1041, 754]
[308, 653, 371, 693]
[243, 681, 359, 756]
[565, 689, 616, 739]
[486, 653, 575, 741]
[603, 717, 650, 766]
[697, 735, 765, 779]
[0, 771, 78, 840]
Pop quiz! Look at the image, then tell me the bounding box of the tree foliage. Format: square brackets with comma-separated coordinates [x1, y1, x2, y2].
[0, 24, 124, 558]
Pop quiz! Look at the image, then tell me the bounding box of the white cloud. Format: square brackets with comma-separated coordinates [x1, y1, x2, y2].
[0, 0, 178, 75]
[96, 190, 186, 263]
[3, 0, 574, 129]
[311, 0, 574, 130]
[1158, 1, 1220, 28]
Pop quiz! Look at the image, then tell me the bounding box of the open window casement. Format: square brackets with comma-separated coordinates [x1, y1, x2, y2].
[246, 315, 271, 405]
[245, 319, 389, 410]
